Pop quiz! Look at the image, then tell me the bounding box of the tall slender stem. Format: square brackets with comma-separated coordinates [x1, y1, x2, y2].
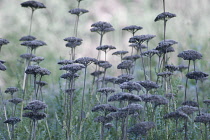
[195, 80, 200, 115]
[80, 67, 87, 121]
[29, 10, 34, 35]
[139, 47, 147, 80]
[184, 60, 191, 102]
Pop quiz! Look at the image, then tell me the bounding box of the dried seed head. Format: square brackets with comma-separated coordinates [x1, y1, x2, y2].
[122, 25, 143, 34]
[112, 50, 129, 56]
[163, 111, 189, 120]
[119, 103, 143, 112]
[92, 104, 117, 112]
[90, 21, 114, 35]
[176, 105, 198, 115]
[129, 35, 152, 44]
[129, 43, 147, 51]
[141, 49, 159, 57]
[148, 95, 168, 107]
[20, 53, 36, 60]
[177, 64, 188, 72]
[157, 71, 173, 78]
[117, 60, 133, 70]
[21, 40, 46, 50]
[24, 100, 47, 112]
[128, 121, 155, 136]
[90, 70, 104, 77]
[94, 116, 113, 124]
[0, 38, 9, 46]
[108, 92, 142, 102]
[107, 111, 130, 120]
[178, 50, 202, 61]
[203, 99, 210, 105]
[36, 81, 48, 87]
[0, 62, 6, 71]
[186, 71, 208, 80]
[60, 64, 85, 72]
[25, 65, 40, 75]
[31, 56, 44, 63]
[139, 94, 153, 102]
[194, 113, 210, 124]
[35, 67, 51, 76]
[5, 87, 18, 95]
[138, 80, 159, 91]
[101, 76, 117, 84]
[57, 59, 73, 65]
[21, 1, 46, 10]
[115, 74, 134, 84]
[165, 64, 178, 72]
[154, 12, 176, 22]
[96, 45, 116, 52]
[19, 35, 36, 41]
[69, 8, 89, 16]
[60, 72, 79, 80]
[98, 61, 112, 69]
[156, 46, 175, 54]
[64, 37, 83, 48]
[4, 117, 21, 125]
[182, 100, 199, 107]
[23, 112, 47, 121]
[120, 82, 141, 92]
[122, 55, 141, 61]
[8, 98, 23, 105]
[74, 57, 97, 66]
[97, 87, 115, 95]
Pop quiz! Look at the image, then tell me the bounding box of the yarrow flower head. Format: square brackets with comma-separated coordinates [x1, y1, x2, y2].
[176, 105, 198, 115]
[74, 57, 97, 67]
[21, 1, 46, 10]
[178, 50, 202, 61]
[96, 45, 116, 52]
[23, 100, 47, 112]
[122, 25, 143, 35]
[20, 53, 36, 60]
[23, 112, 47, 121]
[165, 64, 178, 72]
[4, 117, 21, 125]
[108, 92, 142, 102]
[122, 55, 141, 62]
[60, 72, 79, 80]
[98, 61, 112, 69]
[129, 35, 153, 44]
[97, 87, 115, 95]
[128, 121, 155, 136]
[19, 35, 36, 41]
[94, 116, 113, 124]
[0, 38, 9, 52]
[31, 56, 44, 64]
[115, 74, 134, 84]
[69, 8, 89, 16]
[91, 70, 104, 77]
[163, 111, 189, 120]
[117, 60, 133, 70]
[156, 39, 178, 51]
[203, 99, 210, 105]
[138, 80, 159, 92]
[120, 81, 141, 92]
[112, 50, 129, 56]
[186, 71, 208, 80]
[141, 49, 159, 58]
[194, 113, 210, 124]
[157, 71, 173, 78]
[0, 62, 7, 71]
[92, 104, 117, 113]
[119, 103, 143, 112]
[90, 21, 114, 35]
[21, 40, 46, 50]
[177, 64, 188, 72]
[57, 59, 73, 65]
[5, 87, 18, 95]
[182, 100, 199, 107]
[64, 37, 83, 48]
[8, 98, 23, 105]
[154, 12, 176, 22]
[25, 65, 40, 75]
[60, 64, 85, 72]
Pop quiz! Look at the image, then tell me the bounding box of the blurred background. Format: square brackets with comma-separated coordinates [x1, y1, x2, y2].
[0, 0, 209, 88]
